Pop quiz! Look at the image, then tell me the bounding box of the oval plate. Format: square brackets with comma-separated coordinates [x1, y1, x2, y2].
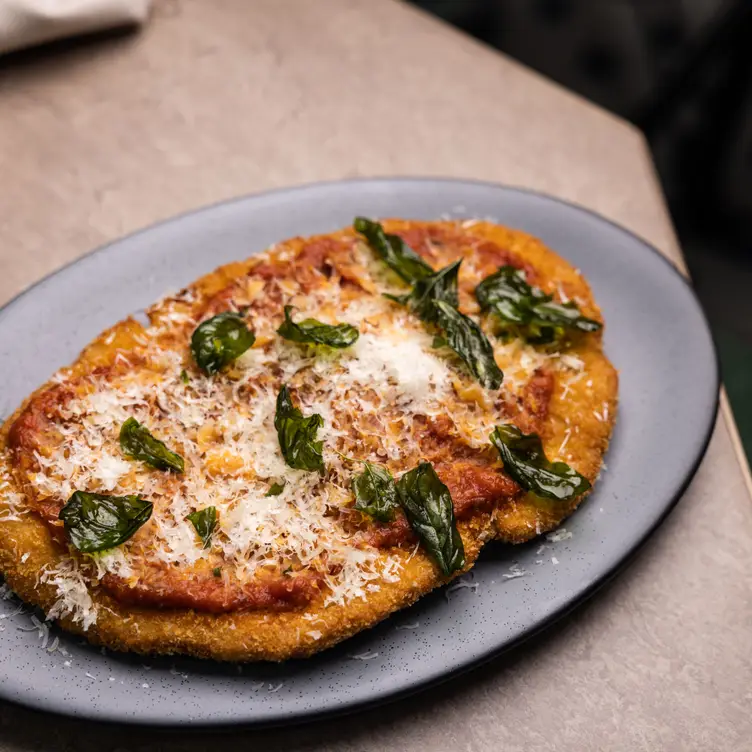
[0, 178, 718, 726]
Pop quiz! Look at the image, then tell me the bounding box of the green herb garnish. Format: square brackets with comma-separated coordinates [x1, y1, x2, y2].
[274, 385, 325, 474]
[352, 461, 399, 523]
[490, 424, 591, 501]
[433, 301, 503, 389]
[354, 217, 433, 283]
[180, 369, 190, 384]
[119, 417, 184, 473]
[185, 506, 218, 548]
[190, 311, 256, 374]
[212, 567, 222, 577]
[358, 218, 502, 390]
[59, 492, 153, 553]
[277, 305, 359, 349]
[396, 462, 465, 577]
[386, 260, 461, 323]
[475, 267, 601, 344]
[265, 481, 286, 497]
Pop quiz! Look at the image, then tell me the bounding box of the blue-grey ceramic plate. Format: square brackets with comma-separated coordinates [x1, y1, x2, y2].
[0, 178, 718, 726]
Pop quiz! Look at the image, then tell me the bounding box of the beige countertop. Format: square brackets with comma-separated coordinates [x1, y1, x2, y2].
[1, 1, 751, 749]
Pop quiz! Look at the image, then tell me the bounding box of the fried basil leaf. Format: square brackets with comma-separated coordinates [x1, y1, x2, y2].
[277, 306, 359, 349]
[434, 301, 503, 389]
[396, 462, 465, 577]
[490, 424, 591, 501]
[265, 481, 286, 497]
[475, 266, 601, 343]
[59, 492, 153, 553]
[274, 385, 325, 473]
[190, 311, 256, 375]
[352, 461, 399, 523]
[526, 299, 603, 343]
[354, 217, 434, 283]
[186, 506, 217, 548]
[383, 256, 500, 390]
[475, 265, 544, 324]
[386, 260, 461, 323]
[119, 417, 184, 473]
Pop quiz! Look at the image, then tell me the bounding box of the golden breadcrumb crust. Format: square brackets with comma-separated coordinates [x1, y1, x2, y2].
[0, 220, 617, 661]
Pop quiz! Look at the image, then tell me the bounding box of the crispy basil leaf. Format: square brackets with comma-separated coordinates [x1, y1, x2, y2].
[386, 260, 461, 323]
[59, 492, 153, 553]
[526, 299, 603, 343]
[352, 461, 399, 522]
[266, 481, 286, 497]
[119, 417, 184, 473]
[190, 311, 256, 375]
[434, 300, 503, 389]
[475, 266, 601, 343]
[277, 306, 359, 349]
[354, 217, 434, 283]
[475, 266, 544, 324]
[186, 506, 217, 548]
[396, 462, 465, 577]
[274, 385, 325, 473]
[384, 257, 500, 389]
[490, 424, 591, 501]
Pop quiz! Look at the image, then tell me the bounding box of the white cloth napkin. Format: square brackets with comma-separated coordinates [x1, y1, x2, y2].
[0, 0, 151, 54]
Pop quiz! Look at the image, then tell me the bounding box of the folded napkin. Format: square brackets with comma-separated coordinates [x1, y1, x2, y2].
[0, 0, 151, 54]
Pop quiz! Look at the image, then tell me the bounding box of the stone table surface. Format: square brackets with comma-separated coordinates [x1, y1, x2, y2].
[0, 1, 750, 749]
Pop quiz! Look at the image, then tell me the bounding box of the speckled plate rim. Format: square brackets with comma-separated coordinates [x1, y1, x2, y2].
[0, 177, 719, 727]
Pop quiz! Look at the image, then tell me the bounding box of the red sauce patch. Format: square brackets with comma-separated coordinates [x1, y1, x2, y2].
[102, 567, 323, 613]
[518, 368, 555, 434]
[392, 227, 445, 265]
[294, 237, 354, 289]
[474, 241, 535, 279]
[360, 514, 415, 548]
[7, 384, 72, 457]
[437, 461, 520, 518]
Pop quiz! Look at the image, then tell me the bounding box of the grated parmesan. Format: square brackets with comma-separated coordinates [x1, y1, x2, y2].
[349, 651, 379, 660]
[502, 563, 528, 580]
[40, 558, 98, 630]
[546, 528, 573, 543]
[444, 575, 479, 599]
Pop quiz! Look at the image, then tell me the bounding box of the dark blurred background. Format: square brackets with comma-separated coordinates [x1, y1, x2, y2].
[409, 0, 752, 458]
